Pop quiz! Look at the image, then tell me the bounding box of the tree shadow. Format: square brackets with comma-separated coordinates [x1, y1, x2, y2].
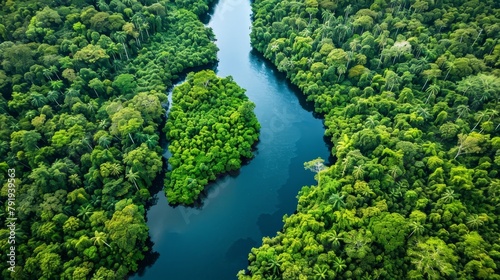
[129, 236, 160, 277]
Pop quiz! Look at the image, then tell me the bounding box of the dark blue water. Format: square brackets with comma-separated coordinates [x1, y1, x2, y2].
[132, 0, 330, 279]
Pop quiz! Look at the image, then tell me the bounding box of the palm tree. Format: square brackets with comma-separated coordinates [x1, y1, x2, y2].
[352, 165, 364, 180]
[466, 214, 484, 229]
[144, 135, 158, 149]
[266, 257, 280, 275]
[416, 106, 431, 120]
[126, 168, 140, 190]
[443, 61, 455, 81]
[142, 22, 150, 38]
[97, 0, 109, 11]
[345, 51, 355, 69]
[107, 43, 120, 61]
[50, 80, 64, 92]
[91, 230, 111, 248]
[98, 119, 109, 129]
[429, 213, 441, 223]
[480, 109, 498, 133]
[349, 38, 360, 52]
[326, 230, 343, 247]
[31, 93, 47, 107]
[109, 163, 123, 176]
[333, 257, 346, 273]
[389, 185, 403, 198]
[313, 264, 329, 280]
[340, 155, 352, 177]
[421, 67, 441, 91]
[328, 193, 346, 210]
[440, 189, 456, 203]
[113, 32, 129, 60]
[471, 110, 488, 131]
[97, 67, 109, 78]
[456, 105, 470, 119]
[425, 84, 440, 104]
[68, 174, 81, 186]
[47, 90, 61, 107]
[98, 135, 111, 148]
[344, 4, 353, 23]
[65, 87, 79, 98]
[49, 65, 60, 79]
[337, 64, 347, 82]
[80, 136, 93, 151]
[43, 68, 53, 81]
[385, 71, 401, 92]
[77, 204, 93, 221]
[365, 116, 377, 129]
[389, 165, 402, 179]
[408, 221, 425, 238]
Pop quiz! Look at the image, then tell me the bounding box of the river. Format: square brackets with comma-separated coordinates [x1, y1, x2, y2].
[132, 0, 331, 279]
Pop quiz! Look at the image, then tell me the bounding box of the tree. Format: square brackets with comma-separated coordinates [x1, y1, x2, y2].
[443, 61, 455, 81]
[123, 144, 162, 185]
[333, 257, 346, 273]
[421, 64, 442, 91]
[325, 230, 343, 247]
[352, 165, 364, 180]
[440, 189, 457, 204]
[369, 212, 408, 252]
[1, 44, 35, 74]
[126, 168, 140, 190]
[466, 214, 485, 229]
[74, 44, 110, 64]
[112, 73, 137, 95]
[425, 84, 440, 104]
[454, 132, 485, 159]
[77, 204, 93, 221]
[113, 31, 129, 60]
[304, 157, 326, 186]
[91, 230, 111, 248]
[328, 193, 346, 210]
[408, 221, 425, 238]
[89, 78, 104, 97]
[407, 237, 458, 279]
[337, 64, 347, 82]
[110, 107, 143, 143]
[305, 0, 318, 25]
[313, 264, 329, 280]
[105, 202, 147, 254]
[267, 257, 281, 275]
[456, 105, 470, 119]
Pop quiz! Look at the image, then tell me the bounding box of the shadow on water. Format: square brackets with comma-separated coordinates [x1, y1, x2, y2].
[225, 238, 259, 263]
[132, 237, 161, 277]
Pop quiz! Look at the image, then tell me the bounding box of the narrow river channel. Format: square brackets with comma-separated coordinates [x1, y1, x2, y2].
[132, 0, 331, 279]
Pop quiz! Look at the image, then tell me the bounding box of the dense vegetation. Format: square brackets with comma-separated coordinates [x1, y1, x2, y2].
[239, 0, 500, 279]
[165, 70, 260, 204]
[0, 0, 218, 278]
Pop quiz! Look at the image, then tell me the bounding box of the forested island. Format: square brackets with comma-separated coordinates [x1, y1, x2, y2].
[238, 0, 500, 279]
[165, 70, 260, 205]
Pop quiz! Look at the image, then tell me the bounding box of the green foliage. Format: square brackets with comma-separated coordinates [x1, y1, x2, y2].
[0, 0, 218, 277]
[165, 70, 260, 204]
[240, 0, 500, 278]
